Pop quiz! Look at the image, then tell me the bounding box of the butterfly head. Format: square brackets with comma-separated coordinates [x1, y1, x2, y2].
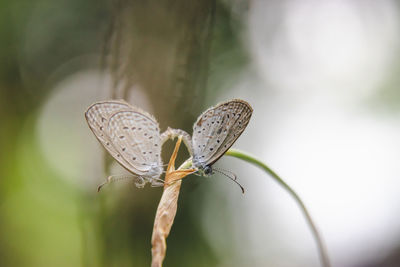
[193, 159, 213, 177]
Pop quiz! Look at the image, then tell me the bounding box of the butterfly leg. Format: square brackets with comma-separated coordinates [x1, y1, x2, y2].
[134, 176, 147, 188]
[150, 177, 166, 187]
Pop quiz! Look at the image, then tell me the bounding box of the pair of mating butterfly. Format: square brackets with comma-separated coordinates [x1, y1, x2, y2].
[85, 99, 252, 193]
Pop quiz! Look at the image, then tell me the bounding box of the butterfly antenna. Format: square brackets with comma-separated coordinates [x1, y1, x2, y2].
[214, 168, 245, 194]
[141, 163, 169, 167]
[97, 175, 136, 192]
[214, 167, 239, 180]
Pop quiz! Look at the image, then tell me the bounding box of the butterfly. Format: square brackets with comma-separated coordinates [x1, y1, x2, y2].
[85, 100, 164, 190]
[191, 99, 253, 184]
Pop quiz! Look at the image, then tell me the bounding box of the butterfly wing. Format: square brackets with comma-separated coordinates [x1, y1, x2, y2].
[192, 99, 252, 168]
[85, 100, 162, 179]
[85, 100, 135, 170]
[107, 110, 162, 178]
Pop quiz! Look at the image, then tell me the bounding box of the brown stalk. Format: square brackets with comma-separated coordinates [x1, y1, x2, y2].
[151, 136, 195, 267]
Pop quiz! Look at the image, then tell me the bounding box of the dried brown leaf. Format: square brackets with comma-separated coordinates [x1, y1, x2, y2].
[151, 136, 195, 267]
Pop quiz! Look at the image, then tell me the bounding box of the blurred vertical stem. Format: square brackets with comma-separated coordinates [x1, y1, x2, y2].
[105, 0, 216, 126]
[225, 149, 331, 267]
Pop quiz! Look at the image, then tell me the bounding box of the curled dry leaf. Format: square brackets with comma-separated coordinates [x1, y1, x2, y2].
[151, 136, 195, 267]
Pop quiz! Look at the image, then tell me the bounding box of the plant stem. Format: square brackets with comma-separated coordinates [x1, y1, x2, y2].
[225, 149, 331, 267]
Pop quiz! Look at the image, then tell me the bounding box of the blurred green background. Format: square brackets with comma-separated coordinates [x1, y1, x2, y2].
[2, 0, 400, 266]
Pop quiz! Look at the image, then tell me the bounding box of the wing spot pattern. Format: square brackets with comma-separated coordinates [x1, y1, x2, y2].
[86, 101, 165, 181]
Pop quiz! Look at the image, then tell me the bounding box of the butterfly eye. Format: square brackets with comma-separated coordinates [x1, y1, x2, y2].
[204, 166, 213, 175]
